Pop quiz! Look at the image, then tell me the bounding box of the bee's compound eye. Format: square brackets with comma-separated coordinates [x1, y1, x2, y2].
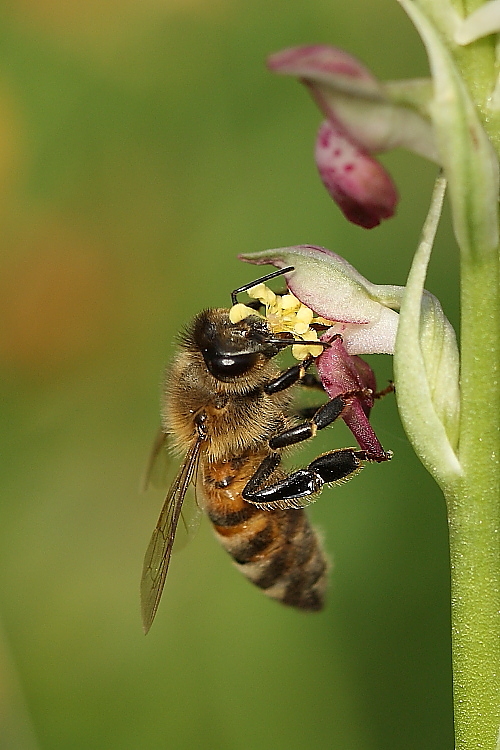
[206, 352, 258, 381]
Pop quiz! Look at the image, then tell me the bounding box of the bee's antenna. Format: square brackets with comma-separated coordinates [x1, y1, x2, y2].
[264, 338, 331, 349]
[231, 266, 294, 306]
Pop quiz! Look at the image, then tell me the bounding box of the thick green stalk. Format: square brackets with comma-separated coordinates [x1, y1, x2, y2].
[448, 250, 500, 750]
[447, 3, 500, 742]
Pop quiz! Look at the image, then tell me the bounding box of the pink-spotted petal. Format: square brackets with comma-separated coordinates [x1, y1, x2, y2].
[316, 120, 398, 228]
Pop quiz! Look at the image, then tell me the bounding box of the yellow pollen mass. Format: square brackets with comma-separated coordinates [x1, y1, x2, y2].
[229, 283, 333, 360]
[229, 303, 257, 324]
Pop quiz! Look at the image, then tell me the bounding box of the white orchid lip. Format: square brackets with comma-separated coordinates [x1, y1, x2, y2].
[239, 245, 402, 355]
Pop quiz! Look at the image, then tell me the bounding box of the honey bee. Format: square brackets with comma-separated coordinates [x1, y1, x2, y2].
[141, 267, 391, 632]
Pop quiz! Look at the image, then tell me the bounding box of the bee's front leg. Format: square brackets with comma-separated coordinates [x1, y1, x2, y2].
[242, 390, 392, 509]
[264, 357, 316, 395]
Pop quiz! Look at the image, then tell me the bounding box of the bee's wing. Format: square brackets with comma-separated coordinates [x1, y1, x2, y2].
[141, 428, 169, 492]
[142, 427, 202, 549]
[174, 487, 203, 552]
[140, 437, 203, 633]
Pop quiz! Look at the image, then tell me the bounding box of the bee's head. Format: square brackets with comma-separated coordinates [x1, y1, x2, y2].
[190, 309, 282, 383]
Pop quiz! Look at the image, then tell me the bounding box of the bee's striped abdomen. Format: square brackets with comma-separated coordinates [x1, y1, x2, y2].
[203, 454, 329, 611]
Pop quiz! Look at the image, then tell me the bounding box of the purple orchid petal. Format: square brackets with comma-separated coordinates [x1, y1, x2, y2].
[267, 45, 381, 96]
[317, 336, 375, 405]
[342, 399, 387, 458]
[316, 120, 398, 228]
[268, 44, 438, 201]
[317, 336, 387, 458]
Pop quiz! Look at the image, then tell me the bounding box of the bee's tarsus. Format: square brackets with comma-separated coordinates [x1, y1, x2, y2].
[374, 381, 395, 399]
[243, 448, 371, 509]
[354, 449, 393, 463]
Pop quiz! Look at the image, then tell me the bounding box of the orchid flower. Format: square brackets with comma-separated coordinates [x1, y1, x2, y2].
[230, 278, 388, 457]
[267, 44, 437, 228]
[267, 40, 498, 247]
[239, 243, 459, 463]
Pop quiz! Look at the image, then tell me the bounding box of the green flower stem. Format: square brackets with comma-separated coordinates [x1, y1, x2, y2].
[419, 0, 498, 141]
[449, 248, 500, 750]
[399, 5, 500, 744]
[456, 38, 496, 118]
[446, 0, 499, 145]
[445, 4, 500, 743]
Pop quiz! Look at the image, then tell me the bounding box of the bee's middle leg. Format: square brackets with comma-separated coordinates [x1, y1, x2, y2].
[268, 394, 354, 450]
[241, 391, 391, 508]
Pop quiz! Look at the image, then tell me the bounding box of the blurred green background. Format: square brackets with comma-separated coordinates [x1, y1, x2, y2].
[0, 1, 458, 748]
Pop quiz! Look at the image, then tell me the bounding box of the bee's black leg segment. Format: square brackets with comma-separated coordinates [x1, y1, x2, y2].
[242, 452, 282, 496]
[264, 357, 314, 395]
[243, 447, 389, 507]
[313, 396, 349, 429]
[242, 467, 324, 505]
[308, 448, 364, 483]
[269, 395, 348, 450]
[264, 364, 303, 395]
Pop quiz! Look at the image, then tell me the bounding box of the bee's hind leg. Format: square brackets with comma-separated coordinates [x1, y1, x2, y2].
[242, 448, 387, 509]
[242, 393, 392, 509]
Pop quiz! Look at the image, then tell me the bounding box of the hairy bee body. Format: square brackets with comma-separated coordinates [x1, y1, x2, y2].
[163, 309, 328, 611]
[141, 297, 389, 632]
